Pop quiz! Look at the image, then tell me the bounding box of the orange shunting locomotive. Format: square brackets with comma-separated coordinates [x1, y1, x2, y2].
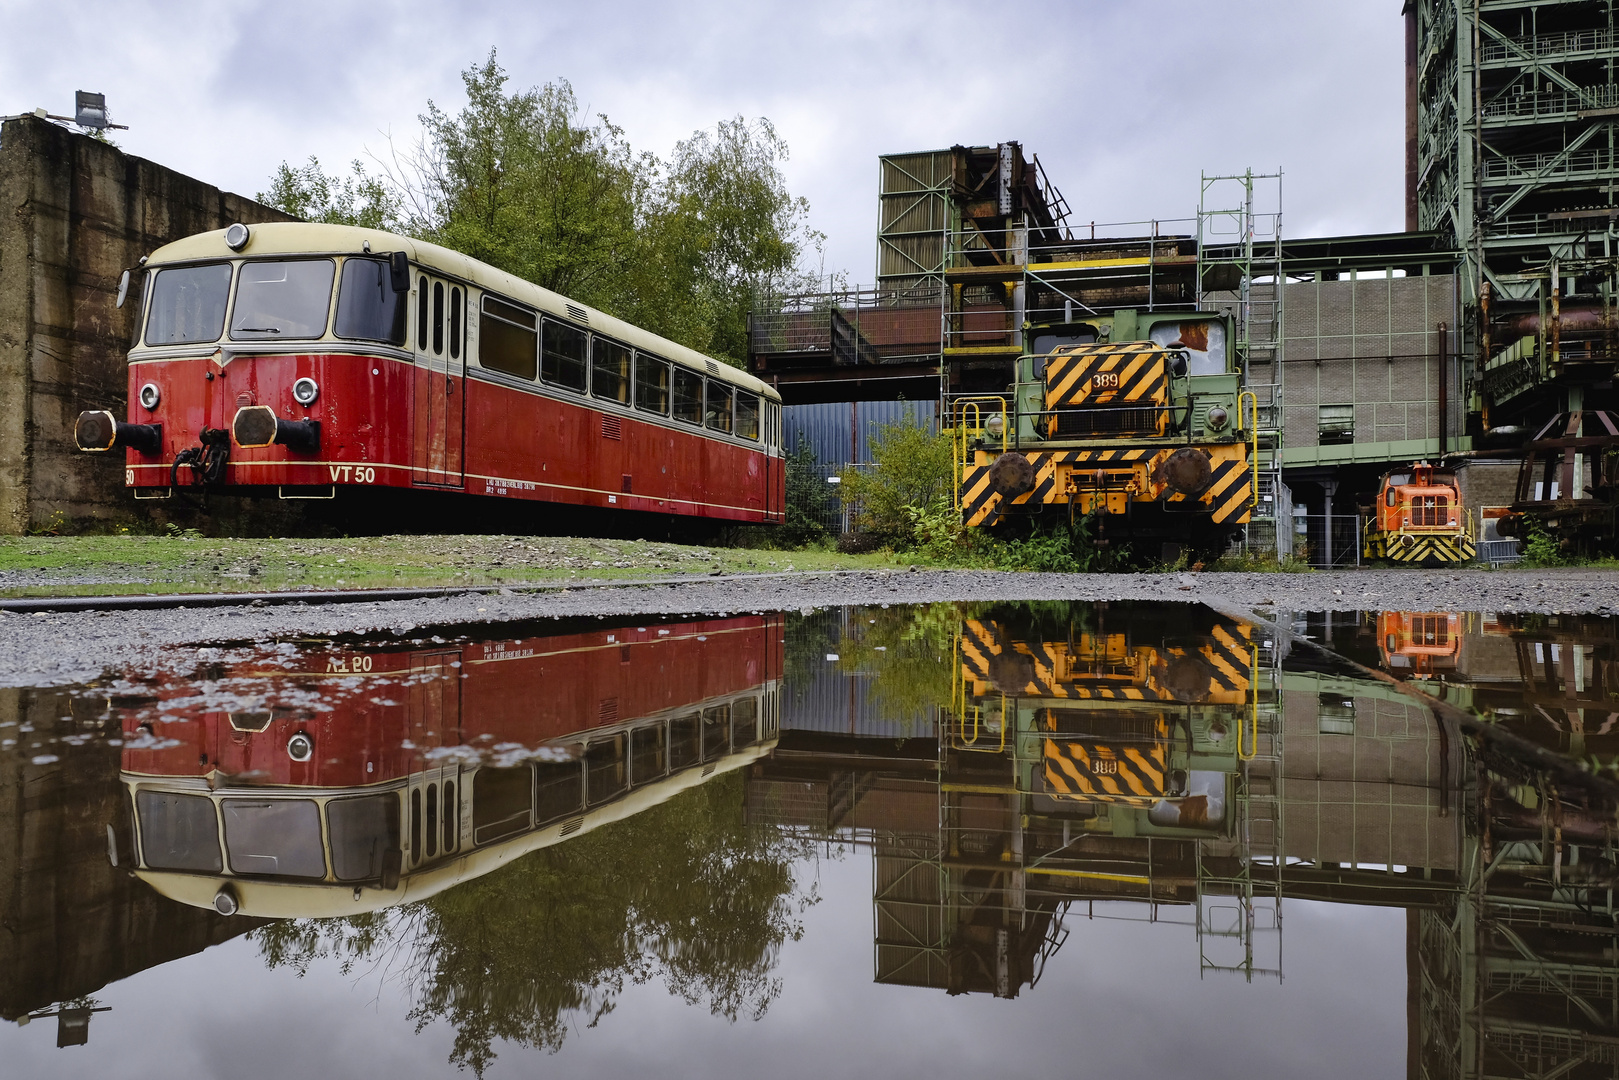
[1362, 462, 1476, 565]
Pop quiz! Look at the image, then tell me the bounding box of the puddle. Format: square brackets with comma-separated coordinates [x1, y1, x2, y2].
[0, 601, 1614, 1077]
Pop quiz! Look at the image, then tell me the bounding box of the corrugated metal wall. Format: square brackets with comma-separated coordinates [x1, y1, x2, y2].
[784, 401, 938, 466]
[783, 609, 939, 739]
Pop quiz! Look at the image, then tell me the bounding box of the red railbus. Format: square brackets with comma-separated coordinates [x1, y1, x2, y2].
[76, 222, 785, 526]
[115, 614, 783, 918]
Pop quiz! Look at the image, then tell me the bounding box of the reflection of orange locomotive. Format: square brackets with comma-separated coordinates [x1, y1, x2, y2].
[115, 615, 781, 918]
[1376, 611, 1463, 679]
[1361, 462, 1476, 565]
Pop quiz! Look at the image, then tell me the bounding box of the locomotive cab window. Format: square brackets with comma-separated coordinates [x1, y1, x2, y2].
[145, 263, 232, 346]
[231, 259, 335, 341]
[705, 381, 734, 434]
[672, 368, 704, 424]
[335, 258, 408, 345]
[735, 392, 761, 441]
[635, 354, 670, 415]
[542, 319, 588, 393]
[479, 295, 538, 380]
[592, 338, 631, 403]
[1386, 488, 1397, 507]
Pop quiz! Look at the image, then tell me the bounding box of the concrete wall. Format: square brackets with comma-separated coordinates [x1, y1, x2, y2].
[0, 116, 293, 534]
[0, 685, 257, 1020]
[1281, 273, 1462, 450]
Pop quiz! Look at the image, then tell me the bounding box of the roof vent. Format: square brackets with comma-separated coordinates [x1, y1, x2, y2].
[565, 303, 589, 323]
[706, 361, 720, 376]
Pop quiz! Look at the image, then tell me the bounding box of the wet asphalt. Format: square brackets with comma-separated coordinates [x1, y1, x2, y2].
[1, 565, 1617, 689]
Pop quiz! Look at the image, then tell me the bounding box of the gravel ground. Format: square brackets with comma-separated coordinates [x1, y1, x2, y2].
[1, 565, 1617, 688]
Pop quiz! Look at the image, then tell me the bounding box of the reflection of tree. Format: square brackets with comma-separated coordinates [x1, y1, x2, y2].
[835, 603, 962, 722]
[251, 772, 813, 1075]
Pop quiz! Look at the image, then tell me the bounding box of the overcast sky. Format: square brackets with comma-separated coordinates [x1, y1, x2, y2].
[1, 1, 1405, 284]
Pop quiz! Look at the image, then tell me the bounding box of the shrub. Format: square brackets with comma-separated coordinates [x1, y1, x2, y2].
[838, 414, 953, 546]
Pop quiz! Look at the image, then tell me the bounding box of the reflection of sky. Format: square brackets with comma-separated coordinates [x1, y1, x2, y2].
[0, 850, 1404, 1078]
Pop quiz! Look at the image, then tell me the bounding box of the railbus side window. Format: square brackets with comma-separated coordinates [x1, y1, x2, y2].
[585, 737, 628, 806]
[735, 391, 760, 440]
[592, 337, 631, 403]
[635, 353, 671, 415]
[541, 319, 588, 393]
[631, 724, 666, 785]
[449, 287, 463, 360]
[417, 275, 430, 351]
[669, 712, 701, 769]
[732, 697, 760, 749]
[473, 766, 534, 845]
[672, 368, 704, 424]
[706, 380, 735, 434]
[432, 282, 445, 356]
[479, 296, 538, 380]
[702, 705, 731, 762]
[535, 760, 583, 826]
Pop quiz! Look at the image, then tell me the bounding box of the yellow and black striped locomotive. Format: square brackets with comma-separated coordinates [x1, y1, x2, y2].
[953, 605, 1252, 834]
[956, 309, 1255, 557]
[1361, 462, 1476, 565]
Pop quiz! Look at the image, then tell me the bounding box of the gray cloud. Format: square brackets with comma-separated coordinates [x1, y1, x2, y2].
[1, 1, 1404, 284]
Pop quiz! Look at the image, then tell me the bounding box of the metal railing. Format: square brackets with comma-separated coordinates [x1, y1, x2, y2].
[1478, 538, 1523, 566]
[1480, 27, 1616, 64]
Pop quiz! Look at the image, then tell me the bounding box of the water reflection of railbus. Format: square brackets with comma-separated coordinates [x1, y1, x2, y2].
[116, 615, 782, 919]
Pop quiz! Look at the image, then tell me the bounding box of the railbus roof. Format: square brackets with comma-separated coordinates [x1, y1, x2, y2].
[145, 221, 779, 401]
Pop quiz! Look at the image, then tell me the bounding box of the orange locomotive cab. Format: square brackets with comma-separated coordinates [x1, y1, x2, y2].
[1362, 462, 1477, 565]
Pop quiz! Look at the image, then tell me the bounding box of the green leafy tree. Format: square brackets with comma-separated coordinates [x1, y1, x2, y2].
[261, 51, 822, 368]
[257, 156, 400, 228]
[637, 117, 823, 362]
[838, 414, 955, 545]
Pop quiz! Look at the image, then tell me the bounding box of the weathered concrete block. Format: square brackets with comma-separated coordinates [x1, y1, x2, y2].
[0, 116, 294, 533]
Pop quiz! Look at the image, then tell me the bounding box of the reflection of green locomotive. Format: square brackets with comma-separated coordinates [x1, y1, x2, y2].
[955, 604, 1254, 844]
[956, 310, 1256, 556]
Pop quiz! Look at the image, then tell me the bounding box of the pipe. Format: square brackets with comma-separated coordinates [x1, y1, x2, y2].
[1479, 280, 1491, 375]
[1500, 303, 1612, 338]
[1551, 262, 1562, 368]
[1405, 0, 1419, 231]
[1437, 322, 1447, 456]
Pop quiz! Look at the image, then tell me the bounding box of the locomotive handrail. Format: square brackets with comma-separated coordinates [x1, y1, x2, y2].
[1239, 641, 1260, 762]
[1239, 390, 1259, 516]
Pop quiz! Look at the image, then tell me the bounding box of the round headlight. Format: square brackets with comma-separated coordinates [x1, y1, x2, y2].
[984, 413, 1005, 437]
[287, 731, 314, 763]
[138, 382, 161, 410]
[1206, 406, 1229, 430]
[213, 884, 240, 917]
[224, 223, 251, 251]
[292, 377, 319, 406]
